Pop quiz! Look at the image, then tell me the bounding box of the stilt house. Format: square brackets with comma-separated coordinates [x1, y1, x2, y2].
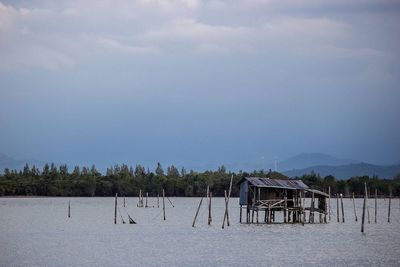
[238, 177, 329, 224]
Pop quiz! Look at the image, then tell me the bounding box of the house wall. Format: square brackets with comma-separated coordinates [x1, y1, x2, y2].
[239, 181, 248, 205]
[259, 189, 279, 201]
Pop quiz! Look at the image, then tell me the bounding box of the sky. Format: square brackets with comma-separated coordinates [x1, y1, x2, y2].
[0, 0, 399, 170]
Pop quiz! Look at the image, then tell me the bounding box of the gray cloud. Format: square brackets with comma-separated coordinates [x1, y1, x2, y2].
[1, 1, 398, 70]
[0, 0, 399, 166]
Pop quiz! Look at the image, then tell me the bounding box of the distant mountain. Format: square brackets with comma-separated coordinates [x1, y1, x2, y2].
[189, 153, 359, 173]
[0, 153, 45, 174]
[278, 153, 359, 171]
[2, 151, 399, 179]
[283, 163, 400, 179]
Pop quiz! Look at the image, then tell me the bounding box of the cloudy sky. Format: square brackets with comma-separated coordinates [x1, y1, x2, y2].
[0, 0, 399, 169]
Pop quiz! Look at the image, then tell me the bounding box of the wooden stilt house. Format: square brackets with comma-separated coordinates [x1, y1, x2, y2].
[238, 177, 329, 224]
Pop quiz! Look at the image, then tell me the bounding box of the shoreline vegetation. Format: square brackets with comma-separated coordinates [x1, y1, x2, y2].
[1, 163, 399, 197]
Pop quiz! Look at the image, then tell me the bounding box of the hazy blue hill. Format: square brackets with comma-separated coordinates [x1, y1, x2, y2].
[278, 153, 359, 171]
[0, 153, 14, 162]
[283, 163, 400, 179]
[192, 153, 362, 173]
[0, 153, 45, 174]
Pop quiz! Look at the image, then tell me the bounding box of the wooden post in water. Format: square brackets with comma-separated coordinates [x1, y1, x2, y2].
[256, 207, 259, 224]
[123, 196, 126, 208]
[310, 192, 315, 223]
[257, 188, 260, 224]
[295, 193, 301, 223]
[251, 189, 255, 224]
[138, 190, 141, 207]
[374, 189, 377, 223]
[208, 191, 212, 225]
[240, 205, 243, 223]
[114, 193, 118, 225]
[166, 197, 175, 208]
[145, 192, 148, 208]
[319, 206, 323, 224]
[268, 204, 272, 224]
[264, 207, 267, 223]
[388, 186, 391, 223]
[340, 193, 345, 223]
[302, 191, 306, 225]
[299, 191, 303, 225]
[157, 194, 159, 208]
[336, 193, 340, 223]
[206, 185, 209, 207]
[361, 183, 367, 233]
[227, 175, 233, 226]
[328, 186, 331, 221]
[223, 190, 228, 228]
[352, 192, 357, 222]
[366, 188, 370, 224]
[192, 196, 204, 227]
[68, 201, 71, 218]
[162, 189, 166, 221]
[246, 205, 250, 224]
[222, 175, 233, 227]
[284, 195, 288, 223]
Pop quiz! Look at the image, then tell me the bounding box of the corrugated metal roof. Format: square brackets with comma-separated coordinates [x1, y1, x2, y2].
[243, 177, 309, 190]
[306, 188, 329, 197]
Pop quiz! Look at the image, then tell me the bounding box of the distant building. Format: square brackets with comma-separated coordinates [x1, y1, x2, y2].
[238, 177, 329, 224]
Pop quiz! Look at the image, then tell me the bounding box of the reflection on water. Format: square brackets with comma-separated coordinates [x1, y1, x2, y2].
[1, 197, 400, 266]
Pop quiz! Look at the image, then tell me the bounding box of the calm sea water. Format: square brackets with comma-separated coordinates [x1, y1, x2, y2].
[1, 197, 399, 266]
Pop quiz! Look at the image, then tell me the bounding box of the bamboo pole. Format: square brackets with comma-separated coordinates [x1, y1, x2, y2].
[302, 191, 306, 225]
[157, 194, 159, 208]
[138, 190, 141, 207]
[264, 208, 267, 223]
[336, 193, 340, 223]
[299, 191, 303, 225]
[222, 175, 233, 227]
[256, 186, 259, 224]
[162, 189, 166, 221]
[310, 192, 315, 223]
[256, 206, 259, 224]
[352, 192, 357, 222]
[374, 189, 377, 223]
[328, 186, 331, 221]
[319, 209, 323, 224]
[361, 183, 367, 233]
[192, 197, 204, 227]
[145, 192, 148, 208]
[246, 205, 250, 224]
[367, 188, 370, 224]
[114, 193, 118, 224]
[208, 191, 212, 225]
[227, 175, 233, 226]
[268, 204, 271, 224]
[123, 196, 126, 208]
[240, 205, 243, 223]
[166, 197, 175, 208]
[340, 193, 345, 223]
[222, 190, 228, 228]
[206, 185, 209, 207]
[388, 187, 391, 223]
[284, 195, 288, 223]
[68, 201, 71, 218]
[251, 188, 255, 223]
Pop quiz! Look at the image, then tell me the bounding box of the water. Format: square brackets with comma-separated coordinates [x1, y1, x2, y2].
[1, 197, 399, 266]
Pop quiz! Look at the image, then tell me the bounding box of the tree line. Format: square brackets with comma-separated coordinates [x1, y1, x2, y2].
[0, 163, 399, 197]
